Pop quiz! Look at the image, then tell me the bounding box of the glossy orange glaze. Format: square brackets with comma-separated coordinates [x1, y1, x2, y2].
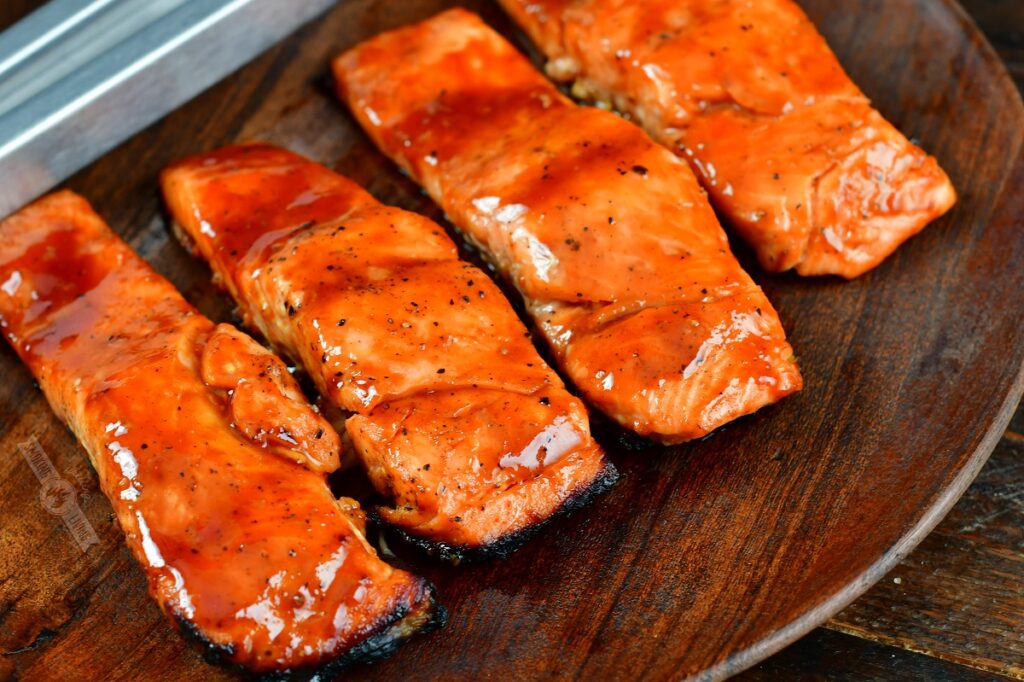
[0, 191, 437, 673]
[500, 0, 957, 278]
[161, 144, 614, 556]
[200, 323, 341, 473]
[333, 9, 802, 443]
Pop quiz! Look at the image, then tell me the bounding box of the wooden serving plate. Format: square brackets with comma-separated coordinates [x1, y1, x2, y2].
[1, 1, 1022, 680]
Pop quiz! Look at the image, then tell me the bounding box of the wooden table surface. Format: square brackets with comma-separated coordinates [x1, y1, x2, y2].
[0, 1, 1020, 680]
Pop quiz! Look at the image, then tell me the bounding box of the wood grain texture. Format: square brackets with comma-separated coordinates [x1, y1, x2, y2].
[724, 3, 1024, 674]
[809, 3, 1024, 678]
[0, 1, 1022, 681]
[738, 628, 1010, 682]
[827, 435, 1024, 678]
[957, 0, 1024, 84]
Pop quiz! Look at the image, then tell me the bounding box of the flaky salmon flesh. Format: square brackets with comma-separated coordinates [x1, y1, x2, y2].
[499, 0, 957, 278]
[333, 9, 802, 444]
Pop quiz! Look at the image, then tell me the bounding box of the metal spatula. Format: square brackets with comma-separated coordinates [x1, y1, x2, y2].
[0, 0, 336, 217]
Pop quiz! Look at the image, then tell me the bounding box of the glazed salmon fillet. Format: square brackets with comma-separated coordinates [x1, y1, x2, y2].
[0, 191, 439, 674]
[499, 0, 957, 278]
[333, 9, 802, 444]
[161, 144, 616, 560]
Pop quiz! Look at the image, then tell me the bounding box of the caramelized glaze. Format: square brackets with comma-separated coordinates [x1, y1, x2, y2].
[0, 191, 437, 673]
[333, 9, 802, 443]
[161, 144, 615, 558]
[500, 0, 957, 277]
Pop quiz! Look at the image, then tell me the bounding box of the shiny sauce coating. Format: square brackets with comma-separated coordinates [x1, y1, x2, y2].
[500, 0, 957, 277]
[0, 191, 436, 672]
[161, 144, 614, 556]
[334, 9, 802, 443]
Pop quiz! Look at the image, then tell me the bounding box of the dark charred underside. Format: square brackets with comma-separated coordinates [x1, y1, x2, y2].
[173, 584, 446, 680]
[378, 458, 620, 563]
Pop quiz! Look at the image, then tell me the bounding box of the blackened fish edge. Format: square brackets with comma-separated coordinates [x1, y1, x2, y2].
[379, 459, 620, 563]
[174, 582, 446, 679]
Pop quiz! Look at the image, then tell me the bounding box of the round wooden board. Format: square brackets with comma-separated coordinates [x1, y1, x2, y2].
[1, 1, 1022, 680]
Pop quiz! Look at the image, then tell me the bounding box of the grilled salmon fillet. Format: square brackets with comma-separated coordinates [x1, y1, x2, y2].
[161, 144, 616, 560]
[499, 0, 957, 278]
[0, 191, 439, 674]
[333, 9, 802, 444]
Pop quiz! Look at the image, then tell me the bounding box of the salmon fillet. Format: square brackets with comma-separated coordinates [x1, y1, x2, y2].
[333, 9, 802, 444]
[161, 144, 616, 560]
[0, 191, 439, 673]
[499, 0, 957, 278]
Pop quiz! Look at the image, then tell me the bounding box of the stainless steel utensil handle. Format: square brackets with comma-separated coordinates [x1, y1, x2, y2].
[0, 0, 336, 217]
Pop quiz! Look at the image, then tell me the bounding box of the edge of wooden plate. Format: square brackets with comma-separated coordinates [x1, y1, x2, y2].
[707, 5, 1024, 676]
